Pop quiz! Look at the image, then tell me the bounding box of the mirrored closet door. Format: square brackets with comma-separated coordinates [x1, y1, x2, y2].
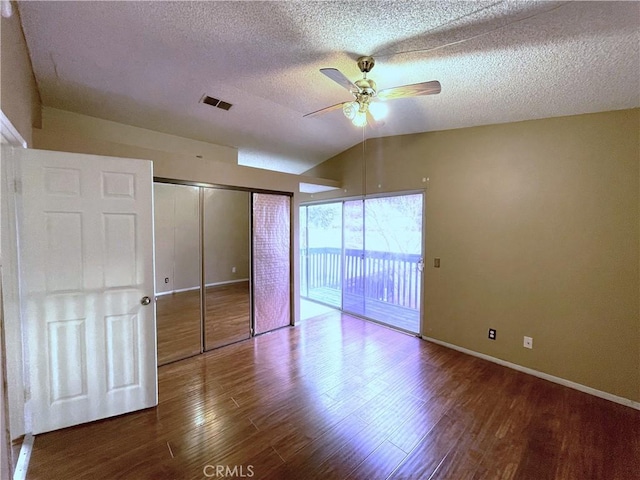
[154, 183, 203, 365]
[154, 181, 292, 365]
[203, 188, 251, 350]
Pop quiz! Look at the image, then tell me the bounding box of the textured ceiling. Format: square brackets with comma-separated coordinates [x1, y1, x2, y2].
[17, 1, 640, 174]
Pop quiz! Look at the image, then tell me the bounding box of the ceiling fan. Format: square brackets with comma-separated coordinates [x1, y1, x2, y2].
[304, 56, 441, 127]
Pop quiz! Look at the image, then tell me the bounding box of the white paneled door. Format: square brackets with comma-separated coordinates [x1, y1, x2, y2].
[14, 148, 157, 434]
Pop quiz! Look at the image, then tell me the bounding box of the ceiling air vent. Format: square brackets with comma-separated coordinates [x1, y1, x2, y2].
[202, 95, 233, 111]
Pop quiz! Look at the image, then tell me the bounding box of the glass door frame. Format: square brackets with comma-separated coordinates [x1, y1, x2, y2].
[300, 189, 426, 335]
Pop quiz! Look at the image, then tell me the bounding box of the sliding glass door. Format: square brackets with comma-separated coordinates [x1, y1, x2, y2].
[304, 202, 342, 308]
[362, 194, 423, 332]
[301, 193, 424, 333]
[343, 200, 364, 316]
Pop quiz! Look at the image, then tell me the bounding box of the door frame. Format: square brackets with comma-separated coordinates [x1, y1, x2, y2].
[1, 149, 30, 439]
[1, 111, 28, 478]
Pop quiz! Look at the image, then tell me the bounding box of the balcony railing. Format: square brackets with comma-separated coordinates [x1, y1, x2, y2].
[302, 247, 422, 310]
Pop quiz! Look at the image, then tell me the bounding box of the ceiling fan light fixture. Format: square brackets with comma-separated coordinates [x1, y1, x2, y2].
[352, 110, 367, 127]
[343, 101, 359, 120]
[368, 101, 388, 120]
[344, 98, 370, 126]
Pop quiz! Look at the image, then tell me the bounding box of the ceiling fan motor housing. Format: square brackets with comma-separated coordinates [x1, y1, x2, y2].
[357, 56, 375, 73]
[355, 78, 377, 96]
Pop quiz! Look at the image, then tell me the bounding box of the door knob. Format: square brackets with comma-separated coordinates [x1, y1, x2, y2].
[141, 296, 151, 306]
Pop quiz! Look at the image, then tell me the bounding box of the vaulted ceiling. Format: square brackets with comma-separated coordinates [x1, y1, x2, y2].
[17, 1, 640, 174]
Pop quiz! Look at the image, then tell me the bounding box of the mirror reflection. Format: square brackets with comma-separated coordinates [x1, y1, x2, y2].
[203, 188, 251, 350]
[154, 183, 202, 365]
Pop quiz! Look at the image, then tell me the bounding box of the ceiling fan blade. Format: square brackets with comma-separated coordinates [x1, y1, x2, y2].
[320, 68, 359, 92]
[377, 80, 441, 101]
[303, 102, 346, 118]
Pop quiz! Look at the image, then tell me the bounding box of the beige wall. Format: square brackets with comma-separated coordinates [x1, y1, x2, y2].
[0, 1, 41, 144]
[38, 108, 237, 166]
[32, 107, 322, 196]
[306, 109, 640, 403]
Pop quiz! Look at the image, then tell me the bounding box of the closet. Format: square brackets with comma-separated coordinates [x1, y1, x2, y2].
[154, 181, 290, 365]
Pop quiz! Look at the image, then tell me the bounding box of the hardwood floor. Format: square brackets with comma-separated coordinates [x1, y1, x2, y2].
[204, 281, 251, 351]
[156, 289, 202, 365]
[27, 311, 639, 479]
[156, 281, 251, 365]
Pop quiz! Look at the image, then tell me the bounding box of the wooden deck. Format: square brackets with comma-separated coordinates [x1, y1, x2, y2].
[306, 287, 420, 333]
[26, 311, 640, 479]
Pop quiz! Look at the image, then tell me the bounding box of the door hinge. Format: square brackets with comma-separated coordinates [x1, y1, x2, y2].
[14, 179, 22, 194]
[23, 386, 31, 402]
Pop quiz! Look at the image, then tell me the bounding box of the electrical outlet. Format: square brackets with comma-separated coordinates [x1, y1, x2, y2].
[232, 266, 236, 273]
[488, 328, 496, 340]
[524, 336, 533, 349]
[434, 258, 440, 268]
[164, 277, 169, 284]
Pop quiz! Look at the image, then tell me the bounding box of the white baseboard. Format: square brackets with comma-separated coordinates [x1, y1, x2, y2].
[156, 278, 249, 296]
[155, 286, 200, 296]
[422, 336, 640, 411]
[13, 433, 33, 480]
[205, 278, 249, 288]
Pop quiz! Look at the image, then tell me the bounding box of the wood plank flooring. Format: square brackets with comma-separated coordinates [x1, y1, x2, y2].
[157, 281, 251, 365]
[204, 281, 251, 351]
[156, 289, 202, 365]
[27, 311, 640, 479]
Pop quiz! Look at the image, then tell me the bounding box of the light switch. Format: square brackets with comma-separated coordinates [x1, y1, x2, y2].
[434, 258, 440, 268]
